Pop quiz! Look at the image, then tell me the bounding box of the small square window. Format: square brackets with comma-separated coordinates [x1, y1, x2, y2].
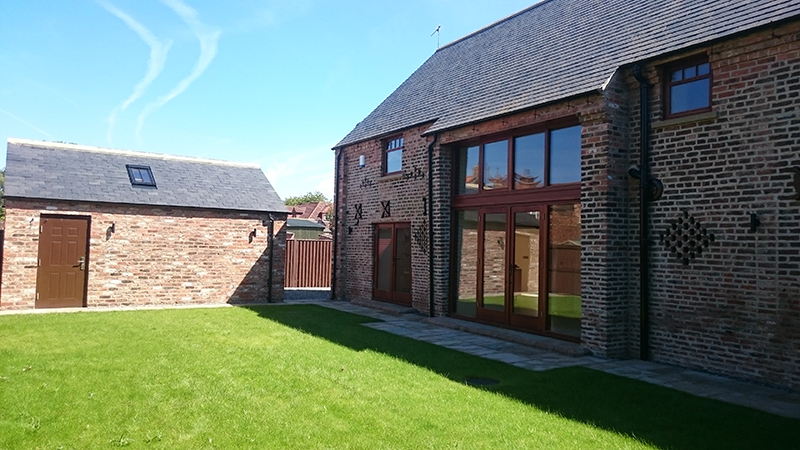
[383, 136, 404, 175]
[126, 165, 156, 187]
[664, 55, 712, 118]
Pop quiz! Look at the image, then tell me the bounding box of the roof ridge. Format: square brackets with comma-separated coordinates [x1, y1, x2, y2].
[7, 138, 261, 169]
[436, 0, 552, 51]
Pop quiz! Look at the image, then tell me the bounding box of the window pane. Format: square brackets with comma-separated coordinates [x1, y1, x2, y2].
[139, 169, 152, 184]
[386, 148, 402, 173]
[549, 125, 581, 184]
[483, 140, 508, 190]
[513, 210, 540, 317]
[671, 69, 682, 82]
[457, 146, 480, 194]
[455, 210, 478, 317]
[671, 78, 710, 114]
[698, 62, 710, 76]
[376, 228, 392, 291]
[548, 203, 581, 338]
[394, 227, 412, 294]
[514, 133, 544, 190]
[684, 65, 696, 78]
[482, 213, 506, 311]
[131, 168, 144, 182]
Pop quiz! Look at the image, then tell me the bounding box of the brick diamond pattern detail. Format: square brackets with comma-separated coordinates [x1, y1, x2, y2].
[660, 211, 715, 266]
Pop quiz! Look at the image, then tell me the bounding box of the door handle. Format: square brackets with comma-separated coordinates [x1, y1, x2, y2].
[78, 256, 85, 271]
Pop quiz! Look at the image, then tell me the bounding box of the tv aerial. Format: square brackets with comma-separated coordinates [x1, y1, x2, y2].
[431, 25, 441, 48]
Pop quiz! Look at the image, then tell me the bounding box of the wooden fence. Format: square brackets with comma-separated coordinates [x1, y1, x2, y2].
[285, 239, 332, 288]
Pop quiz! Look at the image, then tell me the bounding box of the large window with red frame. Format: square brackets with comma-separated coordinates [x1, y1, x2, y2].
[456, 124, 581, 196]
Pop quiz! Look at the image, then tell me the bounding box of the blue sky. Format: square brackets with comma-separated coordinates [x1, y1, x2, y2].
[1, 0, 535, 200]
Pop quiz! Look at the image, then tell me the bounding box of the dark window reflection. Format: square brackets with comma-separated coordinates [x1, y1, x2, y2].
[550, 125, 581, 184]
[483, 140, 508, 190]
[458, 146, 480, 194]
[514, 133, 544, 190]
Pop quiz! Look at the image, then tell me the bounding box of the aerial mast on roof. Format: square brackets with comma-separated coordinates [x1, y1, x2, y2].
[431, 25, 441, 48]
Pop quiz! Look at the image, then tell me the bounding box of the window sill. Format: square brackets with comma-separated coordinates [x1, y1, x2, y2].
[652, 111, 718, 129]
[379, 173, 403, 182]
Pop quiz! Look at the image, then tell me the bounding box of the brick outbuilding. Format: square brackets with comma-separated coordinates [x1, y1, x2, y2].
[1, 139, 287, 310]
[332, 0, 800, 390]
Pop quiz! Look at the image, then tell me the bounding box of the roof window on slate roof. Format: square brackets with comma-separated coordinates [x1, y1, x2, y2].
[126, 165, 157, 187]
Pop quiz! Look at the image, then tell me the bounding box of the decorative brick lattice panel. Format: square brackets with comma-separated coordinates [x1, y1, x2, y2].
[660, 211, 715, 266]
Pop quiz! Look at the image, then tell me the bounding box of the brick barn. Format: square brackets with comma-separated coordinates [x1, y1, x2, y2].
[332, 0, 800, 390]
[1, 139, 287, 310]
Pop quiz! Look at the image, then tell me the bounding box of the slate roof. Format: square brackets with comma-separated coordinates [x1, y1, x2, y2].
[4, 139, 287, 214]
[286, 218, 326, 229]
[336, 0, 800, 147]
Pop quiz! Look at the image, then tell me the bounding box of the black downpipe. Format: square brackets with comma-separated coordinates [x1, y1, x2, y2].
[267, 214, 275, 303]
[427, 133, 439, 317]
[331, 148, 342, 300]
[633, 64, 650, 360]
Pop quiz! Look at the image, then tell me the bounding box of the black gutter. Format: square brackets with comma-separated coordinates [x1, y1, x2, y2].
[632, 64, 650, 360]
[331, 148, 342, 300]
[267, 214, 275, 303]
[427, 133, 439, 317]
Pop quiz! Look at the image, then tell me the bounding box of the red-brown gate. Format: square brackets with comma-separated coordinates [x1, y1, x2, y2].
[285, 240, 332, 288]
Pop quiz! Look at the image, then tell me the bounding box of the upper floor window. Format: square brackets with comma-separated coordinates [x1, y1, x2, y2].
[384, 136, 404, 175]
[126, 165, 156, 187]
[665, 55, 711, 118]
[456, 124, 581, 195]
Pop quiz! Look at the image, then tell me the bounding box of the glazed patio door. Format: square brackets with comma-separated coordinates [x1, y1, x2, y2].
[476, 209, 508, 323]
[509, 207, 544, 329]
[476, 207, 546, 331]
[454, 203, 582, 338]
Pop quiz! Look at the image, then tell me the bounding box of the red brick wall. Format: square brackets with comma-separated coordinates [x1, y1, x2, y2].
[334, 123, 436, 312]
[1, 199, 286, 310]
[623, 19, 800, 389]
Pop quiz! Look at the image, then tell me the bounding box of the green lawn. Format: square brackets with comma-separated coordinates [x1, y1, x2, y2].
[0, 305, 797, 449]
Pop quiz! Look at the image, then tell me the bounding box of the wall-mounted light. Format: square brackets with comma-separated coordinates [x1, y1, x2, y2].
[359, 155, 366, 167]
[748, 212, 761, 233]
[248, 228, 257, 243]
[105, 222, 116, 241]
[628, 165, 665, 201]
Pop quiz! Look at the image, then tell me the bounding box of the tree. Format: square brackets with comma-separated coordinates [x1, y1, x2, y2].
[284, 190, 330, 206]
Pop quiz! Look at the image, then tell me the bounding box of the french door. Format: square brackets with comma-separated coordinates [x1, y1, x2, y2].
[455, 203, 581, 338]
[373, 223, 412, 305]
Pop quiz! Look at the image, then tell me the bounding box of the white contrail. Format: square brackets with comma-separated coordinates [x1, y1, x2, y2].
[0, 107, 51, 138]
[98, 0, 172, 144]
[136, 0, 220, 142]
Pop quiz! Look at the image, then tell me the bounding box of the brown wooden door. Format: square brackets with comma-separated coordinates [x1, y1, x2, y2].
[36, 216, 89, 308]
[373, 223, 412, 306]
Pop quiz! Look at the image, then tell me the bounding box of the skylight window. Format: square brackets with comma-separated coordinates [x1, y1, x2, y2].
[126, 165, 156, 187]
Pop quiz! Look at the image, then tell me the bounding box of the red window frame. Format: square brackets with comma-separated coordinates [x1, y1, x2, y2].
[383, 136, 404, 175]
[663, 54, 712, 119]
[453, 121, 582, 209]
